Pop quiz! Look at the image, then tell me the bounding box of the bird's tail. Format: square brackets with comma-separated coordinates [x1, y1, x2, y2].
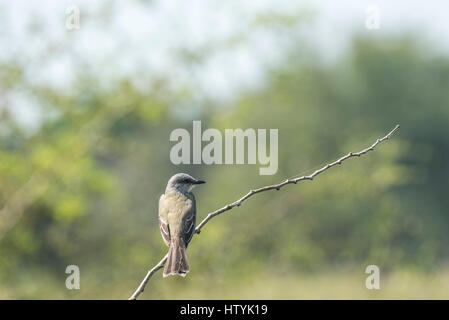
[163, 237, 189, 277]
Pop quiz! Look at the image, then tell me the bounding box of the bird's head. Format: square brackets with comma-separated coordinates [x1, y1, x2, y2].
[166, 173, 206, 194]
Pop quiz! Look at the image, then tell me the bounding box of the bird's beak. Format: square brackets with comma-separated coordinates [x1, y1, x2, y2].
[194, 179, 206, 185]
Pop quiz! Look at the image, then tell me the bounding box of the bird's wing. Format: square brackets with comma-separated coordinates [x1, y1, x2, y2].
[158, 194, 171, 247]
[182, 195, 196, 248]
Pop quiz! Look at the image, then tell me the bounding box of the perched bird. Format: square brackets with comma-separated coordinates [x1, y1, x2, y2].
[159, 173, 205, 277]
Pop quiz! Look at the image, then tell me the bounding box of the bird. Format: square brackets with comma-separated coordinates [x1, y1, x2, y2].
[158, 173, 205, 277]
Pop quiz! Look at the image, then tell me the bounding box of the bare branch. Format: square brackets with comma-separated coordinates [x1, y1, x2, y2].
[129, 253, 168, 300]
[128, 124, 400, 300]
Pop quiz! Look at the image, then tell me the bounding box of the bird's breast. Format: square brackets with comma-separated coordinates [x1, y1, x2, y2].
[163, 191, 194, 232]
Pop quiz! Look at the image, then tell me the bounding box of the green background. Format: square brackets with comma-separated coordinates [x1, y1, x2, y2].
[0, 1, 448, 299]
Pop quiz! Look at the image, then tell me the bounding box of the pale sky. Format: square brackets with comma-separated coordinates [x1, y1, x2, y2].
[1, 0, 448, 128]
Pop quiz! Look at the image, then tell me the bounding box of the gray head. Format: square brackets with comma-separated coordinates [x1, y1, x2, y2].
[166, 173, 206, 194]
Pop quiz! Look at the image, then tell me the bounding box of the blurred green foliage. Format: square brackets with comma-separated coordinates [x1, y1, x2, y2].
[1, 27, 449, 298]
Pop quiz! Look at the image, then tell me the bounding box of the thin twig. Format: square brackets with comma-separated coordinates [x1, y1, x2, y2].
[128, 124, 400, 300]
[129, 253, 168, 300]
